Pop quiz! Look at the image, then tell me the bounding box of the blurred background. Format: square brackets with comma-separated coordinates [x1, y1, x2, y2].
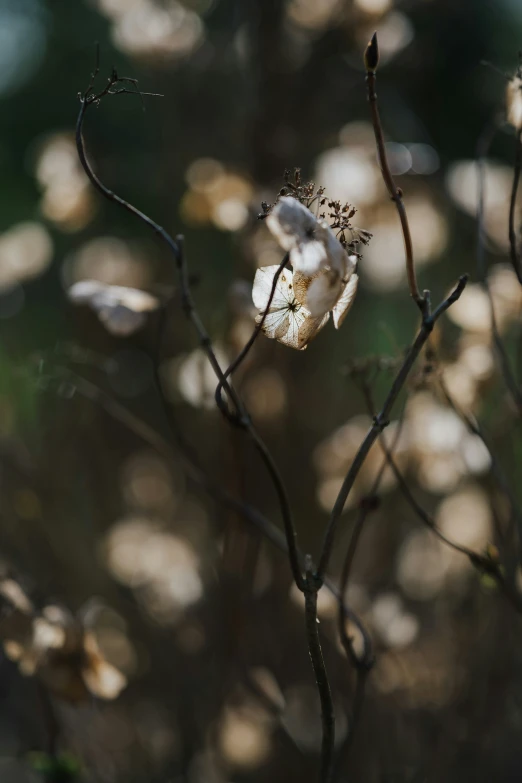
[0, 0, 522, 780]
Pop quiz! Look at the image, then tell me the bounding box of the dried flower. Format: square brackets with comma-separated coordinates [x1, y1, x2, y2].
[252, 265, 329, 350]
[252, 261, 359, 350]
[68, 279, 160, 336]
[294, 254, 359, 323]
[266, 196, 348, 277]
[0, 586, 127, 702]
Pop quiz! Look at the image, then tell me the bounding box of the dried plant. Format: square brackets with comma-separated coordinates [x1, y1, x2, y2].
[6, 21, 522, 783]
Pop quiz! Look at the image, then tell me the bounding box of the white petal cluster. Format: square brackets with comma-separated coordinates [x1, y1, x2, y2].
[253, 197, 359, 349]
[68, 280, 160, 336]
[266, 196, 346, 277]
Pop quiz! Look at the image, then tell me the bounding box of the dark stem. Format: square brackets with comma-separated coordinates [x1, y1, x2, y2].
[357, 381, 522, 613]
[316, 275, 468, 581]
[365, 61, 422, 309]
[75, 75, 304, 591]
[214, 253, 289, 419]
[509, 128, 522, 284]
[48, 363, 370, 635]
[476, 117, 522, 412]
[304, 556, 335, 783]
[333, 417, 405, 776]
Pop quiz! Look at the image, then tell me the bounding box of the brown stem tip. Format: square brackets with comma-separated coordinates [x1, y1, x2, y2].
[364, 32, 379, 73]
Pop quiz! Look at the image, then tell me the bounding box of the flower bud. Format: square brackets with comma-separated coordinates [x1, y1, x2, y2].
[364, 32, 379, 73]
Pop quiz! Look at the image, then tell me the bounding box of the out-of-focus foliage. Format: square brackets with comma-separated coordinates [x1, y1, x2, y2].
[0, 0, 522, 781]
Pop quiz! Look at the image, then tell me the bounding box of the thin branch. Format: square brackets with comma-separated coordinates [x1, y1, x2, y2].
[509, 128, 522, 284]
[333, 663, 368, 782]
[436, 372, 522, 566]
[364, 33, 422, 310]
[316, 275, 468, 581]
[75, 70, 304, 591]
[349, 377, 522, 622]
[388, 450, 522, 612]
[337, 498, 378, 671]
[304, 556, 335, 783]
[476, 118, 522, 412]
[214, 252, 289, 417]
[360, 384, 491, 562]
[337, 419, 401, 668]
[333, 416, 404, 779]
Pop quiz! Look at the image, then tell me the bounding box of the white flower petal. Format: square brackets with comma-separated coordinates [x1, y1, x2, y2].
[266, 196, 349, 277]
[266, 197, 317, 252]
[68, 279, 106, 303]
[68, 280, 160, 336]
[297, 311, 330, 348]
[93, 286, 159, 313]
[305, 271, 343, 317]
[316, 222, 349, 278]
[332, 274, 359, 329]
[97, 305, 147, 336]
[253, 264, 329, 350]
[290, 239, 329, 276]
[252, 265, 293, 311]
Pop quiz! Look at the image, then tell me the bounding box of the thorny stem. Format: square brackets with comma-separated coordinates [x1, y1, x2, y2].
[75, 70, 306, 591]
[509, 128, 522, 285]
[365, 34, 423, 310]
[304, 556, 335, 783]
[316, 275, 468, 581]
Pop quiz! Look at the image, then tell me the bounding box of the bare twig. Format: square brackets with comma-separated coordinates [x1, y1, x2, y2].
[42, 361, 372, 641]
[345, 374, 522, 622]
[214, 253, 289, 418]
[316, 275, 468, 581]
[364, 33, 423, 310]
[304, 556, 335, 783]
[75, 68, 305, 590]
[436, 373, 522, 568]
[333, 416, 403, 779]
[476, 118, 522, 412]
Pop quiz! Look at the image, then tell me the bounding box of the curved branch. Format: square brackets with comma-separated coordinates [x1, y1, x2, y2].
[75, 74, 304, 590]
[476, 118, 522, 413]
[365, 33, 422, 310]
[214, 253, 289, 418]
[316, 275, 468, 581]
[509, 128, 522, 284]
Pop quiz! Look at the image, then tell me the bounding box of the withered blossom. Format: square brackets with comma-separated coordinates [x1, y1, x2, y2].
[0, 584, 127, 702]
[253, 171, 368, 347]
[252, 261, 358, 350]
[294, 254, 359, 321]
[252, 265, 329, 350]
[266, 196, 348, 278]
[68, 279, 160, 336]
